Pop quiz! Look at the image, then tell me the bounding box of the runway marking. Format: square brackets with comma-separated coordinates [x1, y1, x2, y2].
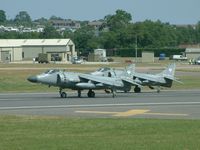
[76, 109, 150, 117]
[114, 109, 149, 117]
[76, 110, 119, 114]
[76, 109, 188, 117]
[0, 101, 199, 110]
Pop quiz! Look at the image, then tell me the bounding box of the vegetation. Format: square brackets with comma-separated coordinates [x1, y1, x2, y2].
[0, 10, 6, 23]
[0, 9, 200, 56]
[0, 116, 200, 150]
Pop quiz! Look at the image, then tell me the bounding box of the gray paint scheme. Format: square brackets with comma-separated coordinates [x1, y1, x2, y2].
[27, 66, 140, 98]
[91, 63, 179, 93]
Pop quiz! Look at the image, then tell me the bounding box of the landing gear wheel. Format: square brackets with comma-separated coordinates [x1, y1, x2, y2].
[134, 86, 141, 93]
[60, 92, 67, 98]
[91, 91, 95, 97]
[87, 90, 95, 98]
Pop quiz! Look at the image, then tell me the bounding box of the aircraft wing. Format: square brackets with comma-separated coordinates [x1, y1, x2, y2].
[79, 74, 123, 87]
[133, 73, 163, 83]
[121, 76, 142, 87]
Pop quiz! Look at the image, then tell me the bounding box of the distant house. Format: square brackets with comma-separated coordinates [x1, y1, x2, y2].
[179, 44, 200, 49]
[50, 19, 81, 31]
[174, 24, 197, 30]
[0, 39, 76, 62]
[88, 21, 103, 29]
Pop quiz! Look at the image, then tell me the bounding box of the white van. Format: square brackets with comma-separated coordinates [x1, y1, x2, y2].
[170, 55, 187, 61]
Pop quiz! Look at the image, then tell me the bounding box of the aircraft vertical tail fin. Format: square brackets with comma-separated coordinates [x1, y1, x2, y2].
[124, 63, 135, 77]
[160, 63, 176, 79]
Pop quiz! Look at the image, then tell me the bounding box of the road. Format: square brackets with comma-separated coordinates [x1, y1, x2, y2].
[0, 90, 200, 119]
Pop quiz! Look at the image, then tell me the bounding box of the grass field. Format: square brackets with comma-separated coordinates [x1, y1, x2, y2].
[0, 116, 200, 150]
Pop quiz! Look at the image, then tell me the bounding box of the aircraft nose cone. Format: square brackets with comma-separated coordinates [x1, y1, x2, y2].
[27, 76, 38, 83]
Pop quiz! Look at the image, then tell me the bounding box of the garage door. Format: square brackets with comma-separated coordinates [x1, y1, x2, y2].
[1, 51, 10, 62]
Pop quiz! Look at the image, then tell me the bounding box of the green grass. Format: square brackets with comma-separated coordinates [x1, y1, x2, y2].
[0, 116, 200, 150]
[173, 75, 200, 90]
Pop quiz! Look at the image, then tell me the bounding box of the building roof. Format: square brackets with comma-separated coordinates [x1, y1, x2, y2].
[185, 48, 200, 53]
[0, 39, 72, 47]
[88, 21, 103, 26]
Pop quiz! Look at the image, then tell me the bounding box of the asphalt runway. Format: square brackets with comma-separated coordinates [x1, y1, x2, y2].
[0, 90, 200, 119]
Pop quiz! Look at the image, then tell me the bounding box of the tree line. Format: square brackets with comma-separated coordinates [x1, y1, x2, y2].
[0, 9, 200, 56]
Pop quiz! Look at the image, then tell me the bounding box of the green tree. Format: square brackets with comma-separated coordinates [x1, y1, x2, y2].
[133, 20, 178, 48]
[104, 9, 132, 31]
[40, 24, 61, 38]
[73, 26, 95, 52]
[99, 31, 118, 49]
[49, 15, 63, 20]
[196, 21, 200, 43]
[0, 10, 6, 23]
[176, 25, 197, 45]
[34, 17, 48, 25]
[14, 11, 32, 26]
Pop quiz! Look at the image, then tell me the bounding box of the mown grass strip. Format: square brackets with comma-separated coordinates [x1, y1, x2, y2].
[0, 116, 200, 150]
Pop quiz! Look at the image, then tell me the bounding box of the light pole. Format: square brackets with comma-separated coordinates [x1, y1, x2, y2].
[135, 34, 137, 63]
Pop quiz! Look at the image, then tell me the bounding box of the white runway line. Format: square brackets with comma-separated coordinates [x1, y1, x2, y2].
[1, 101, 200, 110]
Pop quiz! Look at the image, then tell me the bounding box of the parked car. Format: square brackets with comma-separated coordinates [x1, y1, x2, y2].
[71, 57, 83, 64]
[169, 55, 187, 61]
[195, 57, 200, 65]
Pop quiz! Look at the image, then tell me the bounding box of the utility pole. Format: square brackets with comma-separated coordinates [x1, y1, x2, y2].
[135, 34, 137, 63]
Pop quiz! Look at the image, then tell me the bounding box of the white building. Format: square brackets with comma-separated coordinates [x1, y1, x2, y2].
[94, 49, 107, 62]
[0, 39, 76, 62]
[185, 48, 200, 59]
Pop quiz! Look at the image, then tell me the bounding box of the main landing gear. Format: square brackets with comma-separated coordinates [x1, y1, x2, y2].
[134, 86, 141, 93]
[87, 89, 95, 98]
[111, 89, 116, 98]
[59, 88, 95, 98]
[78, 90, 81, 98]
[156, 86, 160, 93]
[59, 88, 116, 98]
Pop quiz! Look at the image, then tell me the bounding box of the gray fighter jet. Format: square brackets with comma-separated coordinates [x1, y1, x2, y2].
[91, 63, 180, 93]
[132, 63, 181, 93]
[27, 67, 140, 98]
[90, 64, 136, 92]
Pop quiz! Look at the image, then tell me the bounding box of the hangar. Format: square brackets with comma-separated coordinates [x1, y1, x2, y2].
[185, 48, 200, 59]
[0, 39, 76, 63]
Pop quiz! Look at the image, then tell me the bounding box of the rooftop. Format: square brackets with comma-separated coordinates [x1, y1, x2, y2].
[0, 39, 72, 47]
[185, 48, 200, 53]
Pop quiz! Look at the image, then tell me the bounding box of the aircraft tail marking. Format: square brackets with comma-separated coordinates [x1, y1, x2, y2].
[160, 63, 176, 79]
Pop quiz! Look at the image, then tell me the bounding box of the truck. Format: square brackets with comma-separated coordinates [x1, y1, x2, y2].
[170, 55, 187, 61]
[38, 53, 49, 63]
